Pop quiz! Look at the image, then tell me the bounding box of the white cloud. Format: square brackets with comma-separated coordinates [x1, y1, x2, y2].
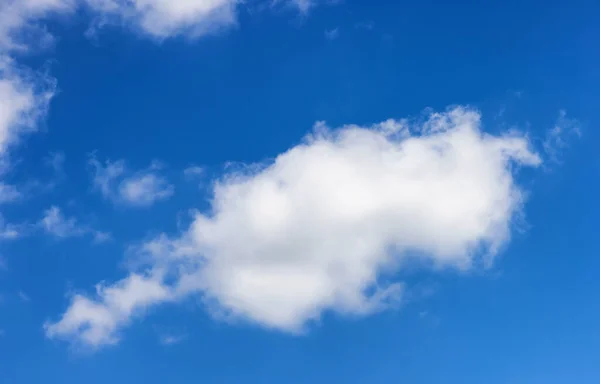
[1, 0, 327, 45]
[0, 215, 22, 240]
[183, 165, 204, 179]
[159, 333, 186, 345]
[39, 206, 110, 242]
[92, 231, 112, 244]
[287, 0, 313, 13]
[543, 110, 580, 163]
[0, 0, 73, 51]
[119, 173, 174, 207]
[44, 151, 65, 174]
[324, 27, 339, 41]
[0, 58, 55, 163]
[0, 183, 21, 203]
[84, 0, 238, 39]
[40, 206, 86, 238]
[18, 291, 30, 302]
[47, 107, 542, 347]
[89, 157, 174, 207]
[45, 272, 172, 347]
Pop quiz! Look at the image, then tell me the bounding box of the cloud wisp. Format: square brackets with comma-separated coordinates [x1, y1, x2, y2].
[39, 206, 111, 243]
[89, 157, 174, 208]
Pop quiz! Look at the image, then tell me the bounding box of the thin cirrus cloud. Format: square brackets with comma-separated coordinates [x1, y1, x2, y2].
[46, 107, 544, 347]
[89, 157, 174, 208]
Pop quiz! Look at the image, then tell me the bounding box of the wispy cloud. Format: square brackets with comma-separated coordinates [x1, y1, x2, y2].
[183, 165, 204, 180]
[159, 333, 187, 346]
[355, 20, 375, 31]
[44, 151, 65, 174]
[89, 156, 174, 208]
[543, 110, 581, 164]
[18, 291, 30, 302]
[39, 206, 86, 238]
[38, 206, 110, 243]
[324, 27, 339, 41]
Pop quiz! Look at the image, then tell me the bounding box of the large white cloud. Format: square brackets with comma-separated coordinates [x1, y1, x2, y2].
[46, 107, 542, 347]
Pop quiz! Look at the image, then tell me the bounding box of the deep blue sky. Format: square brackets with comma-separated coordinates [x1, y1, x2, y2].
[0, 0, 599, 383]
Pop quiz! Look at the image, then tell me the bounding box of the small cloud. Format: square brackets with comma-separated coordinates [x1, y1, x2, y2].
[92, 231, 112, 244]
[159, 334, 186, 346]
[39, 206, 86, 238]
[119, 174, 173, 207]
[324, 28, 339, 41]
[89, 155, 174, 208]
[289, 0, 313, 14]
[0, 216, 23, 240]
[0, 183, 22, 204]
[18, 291, 30, 302]
[45, 273, 173, 347]
[0, 256, 7, 271]
[44, 151, 65, 174]
[183, 165, 204, 180]
[355, 21, 374, 30]
[38, 206, 110, 243]
[543, 110, 581, 164]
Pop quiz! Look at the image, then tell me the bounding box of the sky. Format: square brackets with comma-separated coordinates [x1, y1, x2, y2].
[0, 0, 598, 383]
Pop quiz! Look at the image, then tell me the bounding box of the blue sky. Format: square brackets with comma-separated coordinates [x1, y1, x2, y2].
[0, 0, 598, 383]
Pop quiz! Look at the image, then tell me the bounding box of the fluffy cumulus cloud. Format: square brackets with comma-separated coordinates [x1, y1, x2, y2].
[46, 107, 542, 347]
[89, 157, 174, 207]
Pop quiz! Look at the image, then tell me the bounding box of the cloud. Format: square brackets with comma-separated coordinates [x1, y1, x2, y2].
[183, 165, 204, 179]
[159, 333, 186, 345]
[0, 0, 73, 51]
[39, 206, 86, 238]
[84, 0, 239, 39]
[39, 205, 110, 242]
[44, 151, 65, 174]
[89, 157, 174, 208]
[324, 28, 339, 41]
[119, 173, 174, 206]
[0, 183, 21, 203]
[18, 291, 30, 302]
[543, 110, 580, 164]
[45, 272, 172, 347]
[46, 107, 542, 347]
[1, 0, 328, 45]
[0, 215, 22, 240]
[0, 58, 55, 163]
